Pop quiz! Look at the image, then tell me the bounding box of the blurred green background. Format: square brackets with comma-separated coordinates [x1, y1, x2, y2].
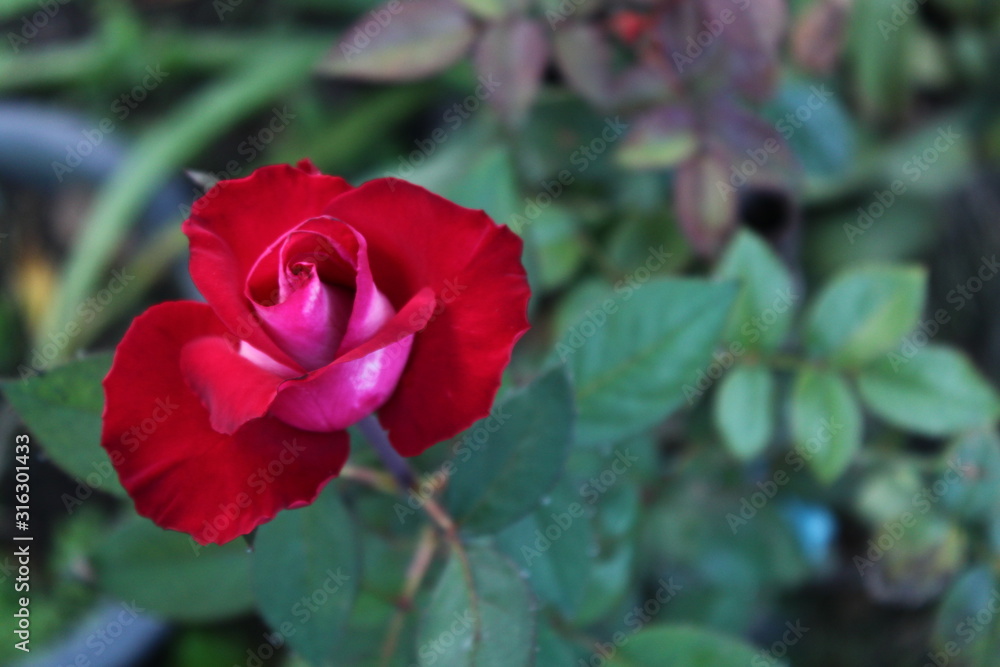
[2, 0, 1000, 665]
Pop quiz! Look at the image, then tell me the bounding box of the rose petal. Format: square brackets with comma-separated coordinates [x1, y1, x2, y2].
[274, 217, 397, 354]
[268, 340, 413, 431]
[244, 216, 396, 370]
[323, 180, 531, 456]
[255, 266, 355, 370]
[101, 301, 350, 545]
[183, 164, 353, 371]
[269, 287, 436, 431]
[179, 335, 286, 435]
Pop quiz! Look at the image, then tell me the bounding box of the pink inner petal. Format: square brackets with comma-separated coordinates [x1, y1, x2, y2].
[211, 217, 427, 432]
[267, 287, 436, 431]
[255, 264, 354, 370]
[268, 335, 415, 431]
[244, 217, 401, 371]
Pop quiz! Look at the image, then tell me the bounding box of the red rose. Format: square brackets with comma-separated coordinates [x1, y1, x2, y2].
[101, 160, 530, 544]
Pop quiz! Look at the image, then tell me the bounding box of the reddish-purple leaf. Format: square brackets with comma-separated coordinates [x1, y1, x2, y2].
[475, 19, 550, 126]
[319, 0, 476, 82]
[552, 23, 615, 107]
[674, 143, 738, 256]
[792, 0, 852, 75]
[718, 0, 786, 100]
[710, 99, 798, 187]
[706, 0, 787, 54]
[615, 62, 676, 107]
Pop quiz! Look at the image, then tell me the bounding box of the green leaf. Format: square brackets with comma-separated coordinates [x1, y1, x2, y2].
[805, 264, 926, 367]
[456, 0, 527, 18]
[790, 367, 863, 483]
[418, 543, 534, 667]
[562, 278, 736, 446]
[2, 353, 125, 497]
[617, 107, 698, 170]
[495, 478, 595, 616]
[446, 369, 574, 535]
[940, 431, 1000, 520]
[523, 205, 586, 291]
[252, 485, 360, 666]
[320, 0, 475, 81]
[932, 567, 1000, 666]
[858, 345, 1000, 436]
[536, 621, 580, 666]
[606, 625, 770, 667]
[847, 0, 914, 121]
[715, 230, 796, 351]
[0, 0, 42, 19]
[568, 544, 633, 627]
[714, 364, 775, 460]
[407, 142, 520, 227]
[93, 515, 254, 621]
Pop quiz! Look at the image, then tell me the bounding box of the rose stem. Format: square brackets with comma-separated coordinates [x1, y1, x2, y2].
[356, 417, 459, 543]
[357, 415, 416, 491]
[379, 526, 438, 666]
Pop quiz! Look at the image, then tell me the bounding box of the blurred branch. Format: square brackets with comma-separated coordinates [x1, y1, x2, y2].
[380, 526, 438, 667]
[0, 32, 330, 92]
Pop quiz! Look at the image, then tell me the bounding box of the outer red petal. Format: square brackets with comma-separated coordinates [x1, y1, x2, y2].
[101, 301, 350, 545]
[179, 336, 285, 435]
[323, 180, 531, 456]
[182, 164, 353, 371]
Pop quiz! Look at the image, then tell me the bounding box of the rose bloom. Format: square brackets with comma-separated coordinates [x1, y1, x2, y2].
[101, 160, 530, 544]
